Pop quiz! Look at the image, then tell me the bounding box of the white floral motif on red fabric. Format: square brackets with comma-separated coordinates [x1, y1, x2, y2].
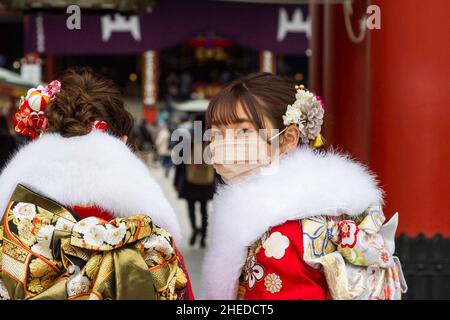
[264, 273, 282, 294]
[262, 231, 290, 259]
[243, 256, 264, 289]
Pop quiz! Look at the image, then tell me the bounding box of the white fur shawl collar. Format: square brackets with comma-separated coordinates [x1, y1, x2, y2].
[0, 132, 181, 242]
[201, 147, 383, 299]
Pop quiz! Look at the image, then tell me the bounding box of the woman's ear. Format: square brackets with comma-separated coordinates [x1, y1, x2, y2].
[121, 135, 129, 143]
[281, 125, 300, 153]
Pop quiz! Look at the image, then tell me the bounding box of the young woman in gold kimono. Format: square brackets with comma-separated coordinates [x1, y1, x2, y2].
[0, 68, 193, 300]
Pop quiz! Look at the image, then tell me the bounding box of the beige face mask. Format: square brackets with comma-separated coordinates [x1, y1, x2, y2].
[210, 129, 286, 184]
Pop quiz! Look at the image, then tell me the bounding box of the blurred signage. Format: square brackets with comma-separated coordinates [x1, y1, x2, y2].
[278, 7, 311, 41]
[101, 14, 141, 42]
[142, 50, 158, 106]
[192, 83, 223, 100]
[4, 0, 155, 14]
[260, 50, 276, 74]
[20, 53, 42, 84]
[25, 0, 309, 55]
[21, 64, 41, 84]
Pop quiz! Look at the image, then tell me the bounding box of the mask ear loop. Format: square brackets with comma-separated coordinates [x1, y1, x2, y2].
[263, 127, 289, 162]
[268, 127, 288, 143]
[268, 126, 295, 158]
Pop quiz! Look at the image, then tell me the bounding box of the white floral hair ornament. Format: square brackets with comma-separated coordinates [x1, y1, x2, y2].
[282, 85, 326, 148]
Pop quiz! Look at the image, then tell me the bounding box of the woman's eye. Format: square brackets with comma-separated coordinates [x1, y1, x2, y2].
[236, 128, 255, 135]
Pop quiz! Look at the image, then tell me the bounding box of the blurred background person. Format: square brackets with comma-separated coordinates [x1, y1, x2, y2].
[174, 115, 216, 248]
[155, 121, 173, 177]
[137, 118, 154, 152]
[134, 118, 158, 166]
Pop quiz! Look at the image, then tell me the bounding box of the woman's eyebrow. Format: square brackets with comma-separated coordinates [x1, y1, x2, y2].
[211, 118, 251, 126]
[234, 118, 252, 124]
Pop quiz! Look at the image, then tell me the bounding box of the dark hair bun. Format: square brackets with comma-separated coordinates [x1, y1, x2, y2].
[45, 67, 134, 138]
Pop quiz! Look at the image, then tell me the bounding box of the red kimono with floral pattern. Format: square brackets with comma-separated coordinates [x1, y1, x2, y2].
[238, 220, 327, 300]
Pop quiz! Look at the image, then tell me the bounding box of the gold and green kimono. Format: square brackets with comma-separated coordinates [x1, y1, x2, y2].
[0, 184, 191, 300]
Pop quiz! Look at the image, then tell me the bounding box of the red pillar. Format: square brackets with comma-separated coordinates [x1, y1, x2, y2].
[311, 1, 372, 163]
[310, 0, 450, 236]
[369, 0, 450, 236]
[308, 3, 323, 96]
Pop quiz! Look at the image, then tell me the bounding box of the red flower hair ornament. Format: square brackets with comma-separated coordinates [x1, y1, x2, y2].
[92, 120, 108, 133]
[13, 81, 109, 139]
[13, 80, 61, 140]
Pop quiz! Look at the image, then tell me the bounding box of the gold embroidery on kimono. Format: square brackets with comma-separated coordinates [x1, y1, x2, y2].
[0, 184, 188, 300]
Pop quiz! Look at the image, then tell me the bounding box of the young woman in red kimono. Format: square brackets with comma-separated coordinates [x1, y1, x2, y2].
[0, 68, 194, 300]
[200, 72, 406, 300]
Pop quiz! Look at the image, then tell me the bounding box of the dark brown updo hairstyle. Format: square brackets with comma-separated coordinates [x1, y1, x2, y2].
[205, 72, 296, 132]
[45, 67, 134, 140]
